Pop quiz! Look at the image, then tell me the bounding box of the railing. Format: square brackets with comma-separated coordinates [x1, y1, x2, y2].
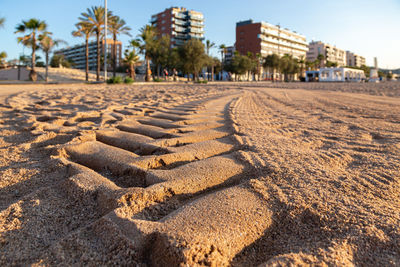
[174, 13, 187, 19]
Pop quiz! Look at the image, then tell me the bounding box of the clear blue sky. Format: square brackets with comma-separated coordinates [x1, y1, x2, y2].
[0, 0, 399, 69]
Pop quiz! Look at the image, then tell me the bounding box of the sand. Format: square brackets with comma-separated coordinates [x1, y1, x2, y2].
[0, 81, 399, 266]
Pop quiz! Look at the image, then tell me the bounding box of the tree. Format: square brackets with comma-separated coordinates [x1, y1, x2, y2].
[109, 16, 131, 77]
[279, 54, 299, 82]
[219, 44, 227, 80]
[80, 6, 111, 81]
[178, 39, 208, 81]
[123, 43, 141, 80]
[0, 51, 7, 67]
[326, 60, 338, 68]
[136, 25, 158, 82]
[39, 32, 66, 82]
[72, 21, 93, 81]
[50, 54, 73, 68]
[151, 35, 171, 79]
[15, 18, 47, 81]
[205, 40, 216, 81]
[225, 53, 253, 81]
[264, 54, 280, 81]
[317, 53, 325, 68]
[0, 17, 5, 28]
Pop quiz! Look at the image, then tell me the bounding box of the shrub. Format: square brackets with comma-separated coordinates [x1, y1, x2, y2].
[153, 78, 163, 82]
[195, 80, 208, 84]
[107, 76, 123, 84]
[124, 77, 134, 84]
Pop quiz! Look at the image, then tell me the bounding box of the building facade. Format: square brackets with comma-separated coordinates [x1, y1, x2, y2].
[224, 46, 236, 63]
[235, 20, 308, 59]
[306, 41, 346, 67]
[306, 67, 365, 82]
[54, 39, 122, 71]
[151, 7, 204, 47]
[346, 51, 366, 67]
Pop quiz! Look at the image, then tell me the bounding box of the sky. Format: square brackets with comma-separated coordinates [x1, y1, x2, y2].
[0, 0, 399, 69]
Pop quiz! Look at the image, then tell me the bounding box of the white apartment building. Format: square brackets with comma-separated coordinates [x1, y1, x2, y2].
[307, 41, 346, 67]
[346, 51, 366, 67]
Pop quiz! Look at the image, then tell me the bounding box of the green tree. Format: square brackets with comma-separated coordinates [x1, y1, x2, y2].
[219, 44, 227, 80]
[205, 40, 216, 80]
[225, 53, 253, 81]
[72, 21, 93, 81]
[15, 18, 47, 81]
[135, 25, 158, 82]
[0, 51, 7, 67]
[123, 43, 141, 80]
[80, 6, 111, 81]
[109, 16, 131, 77]
[279, 54, 299, 82]
[50, 54, 73, 68]
[39, 32, 66, 82]
[151, 35, 171, 79]
[317, 53, 325, 68]
[178, 39, 208, 81]
[326, 60, 338, 68]
[264, 54, 280, 81]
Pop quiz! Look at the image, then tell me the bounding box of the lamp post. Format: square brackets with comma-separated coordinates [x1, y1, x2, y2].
[104, 0, 108, 81]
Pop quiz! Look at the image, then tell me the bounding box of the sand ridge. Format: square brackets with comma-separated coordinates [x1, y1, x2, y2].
[0, 82, 399, 265]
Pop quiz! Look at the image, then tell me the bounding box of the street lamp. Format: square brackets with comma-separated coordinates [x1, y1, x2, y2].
[104, 0, 108, 81]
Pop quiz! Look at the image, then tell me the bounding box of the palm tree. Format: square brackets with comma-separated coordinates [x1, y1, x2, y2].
[109, 16, 131, 78]
[0, 51, 7, 67]
[255, 53, 263, 81]
[15, 18, 47, 81]
[317, 53, 325, 68]
[80, 6, 108, 81]
[72, 21, 93, 81]
[136, 25, 158, 82]
[39, 32, 66, 82]
[219, 44, 227, 80]
[0, 17, 5, 28]
[123, 43, 141, 80]
[205, 40, 215, 81]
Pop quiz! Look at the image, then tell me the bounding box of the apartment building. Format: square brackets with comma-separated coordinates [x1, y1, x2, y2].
[346, 51, 366, 67]
[235, 20, 308, 59]
[151, 7, 204, 47]
[224, 46, 236, 63]
[307, 41, 346, 67]
[54, 39, 122, 71]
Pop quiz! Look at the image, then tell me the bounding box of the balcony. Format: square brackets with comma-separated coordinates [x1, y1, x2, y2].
[188, 27, 204, 34]
[188, 13, 203, 21]
[188, 21, 203, 27]
[174, 13, 187, 19]
[174, 19, 187, 26]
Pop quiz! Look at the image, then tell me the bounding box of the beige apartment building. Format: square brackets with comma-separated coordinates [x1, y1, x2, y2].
[306, 41, 346, 67]
[346, 51, 366, 67]
[236, 20, 308, 59]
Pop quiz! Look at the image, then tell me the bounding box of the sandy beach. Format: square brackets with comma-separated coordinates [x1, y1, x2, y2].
[0, 81, 399, 266]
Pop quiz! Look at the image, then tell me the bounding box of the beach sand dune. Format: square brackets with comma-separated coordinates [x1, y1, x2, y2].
[0, 82, 399, 265]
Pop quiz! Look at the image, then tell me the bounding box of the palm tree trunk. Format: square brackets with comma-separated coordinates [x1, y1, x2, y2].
[85, 36, 89, 82]
[45, 51, 49, 82]
[211, 65, 214, 81]
[30, 34, 37, 82]
[96, 32, 100, 81]
[145, 56, 150, 82]
[129, 64, 135, 79]
[113, 34, 117, 77]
